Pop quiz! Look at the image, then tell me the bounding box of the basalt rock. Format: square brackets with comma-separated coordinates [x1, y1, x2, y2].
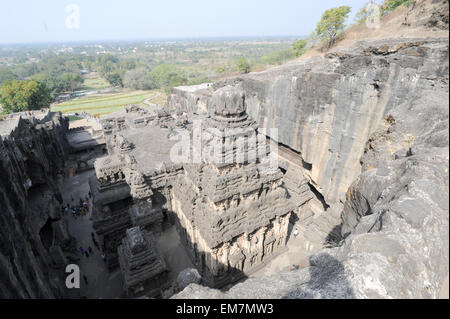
[0, 111, 72, 298]
[168, 37, 449, 205]
[172, 36, 449, 298]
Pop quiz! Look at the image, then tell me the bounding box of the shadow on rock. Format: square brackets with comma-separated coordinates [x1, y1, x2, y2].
[282, 253, 355, 299]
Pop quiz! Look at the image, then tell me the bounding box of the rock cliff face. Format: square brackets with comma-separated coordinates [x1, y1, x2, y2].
[0, 112, 71, 298]
[171, 36, 449, 299]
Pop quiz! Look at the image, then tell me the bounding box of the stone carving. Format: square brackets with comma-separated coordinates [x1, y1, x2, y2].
[172, 35, 449, 298]
[118, 226, 167, 297]
[2, 2, 446, 299]
[170, 86, 295, 287]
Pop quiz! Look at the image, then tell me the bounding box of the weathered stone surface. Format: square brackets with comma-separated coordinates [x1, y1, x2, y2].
[177, 268, 202, 290]
[167, 87, 299, 287]
[167, 38, 449, 206]
[118, 226, 167, 297]
[91, 89, 299, 290]
[172, 35, 449, 299]
[0, 111, 71, 298]
[2, 0, 447, 300]
[403, 0, 449, 30]
[91, 105, 183, 270]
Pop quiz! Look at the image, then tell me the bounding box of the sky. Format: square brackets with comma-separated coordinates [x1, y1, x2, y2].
[0, 0, 366, 44]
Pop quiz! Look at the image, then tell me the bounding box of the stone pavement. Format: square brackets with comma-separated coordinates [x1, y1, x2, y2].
[156, 225, 194, 284]
[61, 170, 123, 299]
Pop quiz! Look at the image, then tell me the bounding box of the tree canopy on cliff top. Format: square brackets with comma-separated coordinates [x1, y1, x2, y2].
[315, 6, 351, 49]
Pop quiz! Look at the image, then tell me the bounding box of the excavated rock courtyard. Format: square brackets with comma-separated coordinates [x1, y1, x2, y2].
[0, 0, 448, 299]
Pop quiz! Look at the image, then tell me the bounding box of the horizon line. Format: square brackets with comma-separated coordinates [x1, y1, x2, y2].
[0, 35, 308, 47]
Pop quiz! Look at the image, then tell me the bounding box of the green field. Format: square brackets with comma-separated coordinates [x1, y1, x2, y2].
[52, 90, 167, 116]
[67, 115, 83, 121]
[79, 78, 111, 91]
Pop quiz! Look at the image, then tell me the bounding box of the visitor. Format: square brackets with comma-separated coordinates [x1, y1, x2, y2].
[101, 254, 106, 262]
[293, 228, 299, 238]
[88, 246, 93, 254]
[80, 247, 85, 254]
[85, 251, 90, 258]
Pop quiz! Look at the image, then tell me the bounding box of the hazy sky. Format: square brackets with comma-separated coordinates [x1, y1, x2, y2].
[1, 0, 366, 44]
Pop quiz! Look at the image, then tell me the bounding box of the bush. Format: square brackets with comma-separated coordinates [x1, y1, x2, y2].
[261, 48, 296, 65]
[236, 58, 251, 74]
[380, 0, 415, 16]
[292, 40, 308, 57]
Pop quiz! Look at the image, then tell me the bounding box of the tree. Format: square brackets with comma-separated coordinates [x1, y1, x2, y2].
[315, 6, 351, 49]
[96, 54, 119, 76]
[0, 80, 52, 113]
[32, 72, 84, 94]
[60, 73, 84, 91]
[0, 67, 17, 85]
[123, 68, 157, 90]
[292, 39, 308, 57]
[106, 72, 123, 87]
[151, 64, 187, 94]
[354, 3, 372, 24]
[236, 58, 251, 74]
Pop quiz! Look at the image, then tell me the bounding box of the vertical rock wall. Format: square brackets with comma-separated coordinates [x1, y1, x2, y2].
[0, 112, 70, 298]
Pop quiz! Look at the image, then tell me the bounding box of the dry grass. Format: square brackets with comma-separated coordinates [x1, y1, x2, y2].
[293, 1, 448, 62]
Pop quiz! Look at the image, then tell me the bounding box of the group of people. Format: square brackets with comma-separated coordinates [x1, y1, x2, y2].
[62, 193, 92, 219]
[79, 246, 94, 258]
[74, 111, 101, 124]
[63, 191, 106, 288]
